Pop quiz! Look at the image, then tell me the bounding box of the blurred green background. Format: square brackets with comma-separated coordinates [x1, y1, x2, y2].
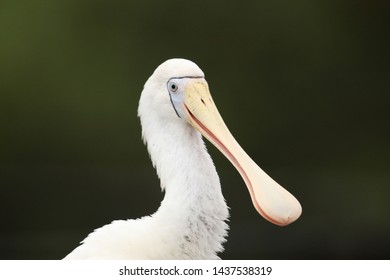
[1, 0, 389, 259]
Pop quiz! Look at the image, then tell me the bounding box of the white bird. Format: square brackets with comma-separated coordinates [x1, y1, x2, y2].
[64, 58, 302, 259]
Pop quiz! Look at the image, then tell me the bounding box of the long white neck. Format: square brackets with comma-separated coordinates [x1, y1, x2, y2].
[139, 109, 229, 259]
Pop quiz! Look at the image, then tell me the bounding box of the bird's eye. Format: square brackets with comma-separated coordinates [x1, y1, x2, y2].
[168, 81, 178, 93]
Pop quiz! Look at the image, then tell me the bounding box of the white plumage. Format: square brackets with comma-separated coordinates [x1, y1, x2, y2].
[64, 59, 301, 260]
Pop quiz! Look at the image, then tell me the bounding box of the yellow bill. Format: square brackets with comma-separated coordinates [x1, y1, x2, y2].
[182, 79, 302, 226]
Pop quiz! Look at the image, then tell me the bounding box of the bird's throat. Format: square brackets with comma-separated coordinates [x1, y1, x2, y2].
[142, 117, 229, 258]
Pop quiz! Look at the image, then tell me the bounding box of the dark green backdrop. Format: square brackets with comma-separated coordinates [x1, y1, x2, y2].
[1, 0, 389, 259]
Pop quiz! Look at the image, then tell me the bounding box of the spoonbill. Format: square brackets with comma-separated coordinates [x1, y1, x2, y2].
[64, 58, 302, 259]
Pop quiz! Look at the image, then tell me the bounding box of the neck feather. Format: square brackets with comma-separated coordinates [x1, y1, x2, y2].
[140, 111, 229, 258]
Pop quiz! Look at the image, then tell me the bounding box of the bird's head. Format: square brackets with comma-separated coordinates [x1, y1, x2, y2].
[139, 58, 302, 226]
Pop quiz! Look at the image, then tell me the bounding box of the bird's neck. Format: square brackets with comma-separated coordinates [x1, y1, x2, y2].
[141, 115, 229, 258]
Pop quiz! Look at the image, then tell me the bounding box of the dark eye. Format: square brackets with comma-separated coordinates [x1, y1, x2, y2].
[168, 81, 178, 93]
